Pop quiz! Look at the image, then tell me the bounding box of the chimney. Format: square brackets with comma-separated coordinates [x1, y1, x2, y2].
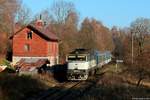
[35, 15, 43, 29]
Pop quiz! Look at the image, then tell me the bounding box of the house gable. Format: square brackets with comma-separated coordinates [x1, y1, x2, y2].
[13, 27, 48, 57]
[12, 23, 59, 66]
[11, 25, 58, 42]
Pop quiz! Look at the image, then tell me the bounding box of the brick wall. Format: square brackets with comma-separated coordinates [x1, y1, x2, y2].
[13, 28, 48, 57]
[12, 27, 59, 66]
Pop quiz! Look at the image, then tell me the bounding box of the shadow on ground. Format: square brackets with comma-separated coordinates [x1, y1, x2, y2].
[45, 63, 68, 82]
[0, 74, 48, 100]
[27, 77, 150, 100]
[1, 70, 150, 100]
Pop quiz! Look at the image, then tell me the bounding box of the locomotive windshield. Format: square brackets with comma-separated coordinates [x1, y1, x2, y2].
[68, 55, 86, 61]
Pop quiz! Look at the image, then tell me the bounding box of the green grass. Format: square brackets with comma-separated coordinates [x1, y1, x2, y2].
[0, 59, 15, 72]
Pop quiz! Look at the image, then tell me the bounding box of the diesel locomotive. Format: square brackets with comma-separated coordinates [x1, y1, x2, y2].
[66, 49, 111, 80]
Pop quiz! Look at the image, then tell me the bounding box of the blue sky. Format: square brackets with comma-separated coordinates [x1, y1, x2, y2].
[22, 0, 150, 28]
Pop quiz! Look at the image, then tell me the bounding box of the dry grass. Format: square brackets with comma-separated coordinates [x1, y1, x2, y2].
[97, 62, 127, 74]
[0, 73, 58, 100]
[120, 69, 150, 88]
[77, 72, 150, 100]
[33, 73, 58, 87]
[77, 63, 150, 100]
[0, 63, 149, 100]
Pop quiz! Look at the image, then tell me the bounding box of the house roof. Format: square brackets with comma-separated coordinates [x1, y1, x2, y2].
[10, 24, 59, 42]
[15, 58, 48, 72]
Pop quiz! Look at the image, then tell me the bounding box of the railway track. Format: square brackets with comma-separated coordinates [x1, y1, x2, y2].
[50, 73, 104, 100]
[27, 72, 104, 100]
[59, 76, 102, 100]
[44, 81, 83, 100]
[26, 66, 106, 100]
[26, 81, 82, 100]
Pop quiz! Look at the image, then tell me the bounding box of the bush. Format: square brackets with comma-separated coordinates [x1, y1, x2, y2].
[0, 59, 14, 70]
[0, 59, 15, 74]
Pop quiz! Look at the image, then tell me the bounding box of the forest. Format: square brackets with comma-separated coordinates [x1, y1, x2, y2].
[0, 0, 150, 100]
[1, 0, 149, 71]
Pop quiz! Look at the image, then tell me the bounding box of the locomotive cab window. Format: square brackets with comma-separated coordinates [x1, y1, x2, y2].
[77, 55, 86, 61]
[68, 55, 76, 61]
[67, 55, 86, 61]
[27, 31, 33, 39]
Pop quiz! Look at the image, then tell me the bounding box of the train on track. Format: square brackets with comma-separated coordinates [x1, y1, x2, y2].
[66, 48, 112, 80]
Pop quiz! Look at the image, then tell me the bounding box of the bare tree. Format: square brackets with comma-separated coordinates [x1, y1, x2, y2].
[131, 18, 150, 55]
[15, 3, 31, 27]
[48, 0, 78, 63]
[50, 0, 75, 24]
[125, 18, 150, 86]
[0, 0, 20, 34]
[0, 0, 21, 61]
[32, 9, 55, 26]
[111, 26, 125, 60]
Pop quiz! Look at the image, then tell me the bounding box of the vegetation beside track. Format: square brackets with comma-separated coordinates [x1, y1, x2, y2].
[77, 63, 150, 100]
[0, 63, 150, 100]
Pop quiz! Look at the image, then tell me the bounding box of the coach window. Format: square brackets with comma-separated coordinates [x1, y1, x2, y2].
[27, 31, 33, 39]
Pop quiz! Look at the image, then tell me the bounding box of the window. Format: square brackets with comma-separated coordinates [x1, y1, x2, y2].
[67, 55, 86, 61]
[27, 31, 32, 39]
[24, 44, 30, 51]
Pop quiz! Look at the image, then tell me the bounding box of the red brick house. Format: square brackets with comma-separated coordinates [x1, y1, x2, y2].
[11, 20, 59, 67]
